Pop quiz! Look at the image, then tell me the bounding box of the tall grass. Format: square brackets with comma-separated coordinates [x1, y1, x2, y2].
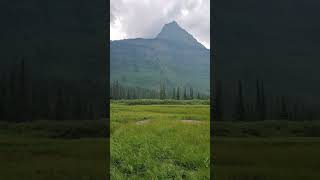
[110, 102, 210, 179]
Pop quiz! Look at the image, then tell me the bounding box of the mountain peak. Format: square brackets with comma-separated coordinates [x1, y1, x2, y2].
[156, 21, 205, 48]
[166, 20, 179, 27]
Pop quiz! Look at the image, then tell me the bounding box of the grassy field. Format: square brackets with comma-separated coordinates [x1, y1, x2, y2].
[111, 99, 320, 180]
[1, 99, 320, 179]
[110, 100, 210, 179]
[0, 120, 108, 180]
[213, 120, 320, 180]
[213, 137, 320, 180]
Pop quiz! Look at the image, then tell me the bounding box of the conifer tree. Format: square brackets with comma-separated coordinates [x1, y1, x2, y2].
[255, 80, 261, 120]
[183, 87, 187, 100]
[159, 82, 163, 99]
[190, 87, 194, 99]
[17, 59, 31, 122]
[172, 87, 176, 99]
[126, 88, 131, 99]
[88, 103, 94, 120]
[163, 83, 166, 99]
[280, 96, 288, 120]
[234, 80, 245, 121]
[0, 73, 6, 120]
[55, 88, 65, 120]
[115, 80, 120, 100]
[177, 87, 180, 100]
[160, 82, 165, 99]
[260, 80, 266, 120]
[293, 103, 298, 121]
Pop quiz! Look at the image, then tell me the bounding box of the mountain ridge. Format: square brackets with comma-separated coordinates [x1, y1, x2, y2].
[110, 21, 210, 94]
[112, 21, 208, 50]
[155, 21, 206, 49]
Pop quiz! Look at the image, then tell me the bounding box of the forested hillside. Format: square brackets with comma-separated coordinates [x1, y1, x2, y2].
[110, 21, 210, 95]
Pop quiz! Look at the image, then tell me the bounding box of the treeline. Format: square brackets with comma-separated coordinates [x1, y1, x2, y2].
[214, 80, 320, 121]
[0, 59, 105, 122]
[110, 80, 159, 99]
[111, 80, 209, 100]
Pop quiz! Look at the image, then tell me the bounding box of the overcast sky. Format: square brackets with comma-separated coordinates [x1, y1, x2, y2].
[110, 0, 210, 49]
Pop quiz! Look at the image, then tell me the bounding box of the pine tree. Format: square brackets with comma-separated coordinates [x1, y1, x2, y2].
[293, 103, 298, 121]
[177, 87, 180, 100]
[260, 80, 266, 120]
[234, 80, 245, 121]
[183, 87, 187, 100]
[126, 88, 131, 99]
[280, 96, 288, 120]
[190, 87, 194, 99]
[172, 87, 176, 99]
[159, 83, 162, 99]
[160, 82, 165, 99]
[115, 80, 120, 100]
[163, 83, 166, 99]
[55, 88, 65, 120]
[17, 59, 31, 122]
[88, 103, 94, 120]
[0, 73, 6, 120]
[255, 80, 261, 121]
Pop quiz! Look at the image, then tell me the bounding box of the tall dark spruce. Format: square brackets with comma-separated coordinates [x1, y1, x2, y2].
[260, 80, 266, 120]
[234, 80, 245, 121]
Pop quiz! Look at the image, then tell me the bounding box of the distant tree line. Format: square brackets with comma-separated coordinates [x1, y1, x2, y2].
[111, 80, 209, 100]
[214, 80, 320, 121]
[0, 59, 105, 122]
[111, 80, 159, 99]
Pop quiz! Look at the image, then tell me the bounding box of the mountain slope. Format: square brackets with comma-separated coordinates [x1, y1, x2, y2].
[110, 21, 210, 94]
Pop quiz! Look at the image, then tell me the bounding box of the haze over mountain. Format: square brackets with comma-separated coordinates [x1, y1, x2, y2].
[110, 21, 210, 94]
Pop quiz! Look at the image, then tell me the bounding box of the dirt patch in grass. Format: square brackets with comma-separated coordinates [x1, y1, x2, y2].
[135, 120, 151, 125]
[180, 120, 203, 124]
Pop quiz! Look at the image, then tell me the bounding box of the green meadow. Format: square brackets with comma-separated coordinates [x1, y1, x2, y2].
[110, 100, 210, 179]
[213, 121, 320, 180]
[111, 100, 320, 180]
[1, 100, 320, 179]
[213, 137, 320, 180]
[0, 120, 108, 180]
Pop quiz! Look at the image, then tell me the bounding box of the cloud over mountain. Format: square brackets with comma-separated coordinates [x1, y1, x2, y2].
[110, 0, 210, 48]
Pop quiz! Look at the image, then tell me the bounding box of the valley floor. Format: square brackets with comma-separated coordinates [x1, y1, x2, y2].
[0, 120, 107, 180]
[110, 101, 210, 179]
[111, 100, 320, 180]
[213, 137, 320, 180]
[1, 100, 320, 179]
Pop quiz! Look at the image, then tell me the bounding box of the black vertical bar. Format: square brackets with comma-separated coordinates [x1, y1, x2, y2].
[105, 0, 110, 179]
[210, 0, 216, 178]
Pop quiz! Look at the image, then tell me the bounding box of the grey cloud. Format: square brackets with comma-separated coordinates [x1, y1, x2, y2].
[110, 0, 210, 48]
